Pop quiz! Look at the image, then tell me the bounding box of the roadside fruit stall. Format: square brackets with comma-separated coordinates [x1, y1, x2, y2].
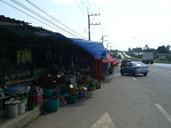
[0, 16, 106, 123]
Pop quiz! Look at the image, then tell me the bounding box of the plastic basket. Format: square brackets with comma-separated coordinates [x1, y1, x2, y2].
[66, 94, 78, 104]
[43, 88, 53, 99]
[43, 98, 59, 112]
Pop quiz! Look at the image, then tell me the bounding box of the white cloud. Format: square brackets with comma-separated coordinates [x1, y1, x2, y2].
[156, 0, 171, 8]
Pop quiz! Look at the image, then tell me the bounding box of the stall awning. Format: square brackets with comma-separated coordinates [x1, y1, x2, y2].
[102, 54, 113, 63]
[102, 54, 119, 65]
[70, 38, 106, 59]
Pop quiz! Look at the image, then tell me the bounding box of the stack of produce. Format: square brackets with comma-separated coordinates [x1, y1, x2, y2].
[4, 99, 20, 105]
[87, 78, 101, 91]
[63, 82, 78, 95]
[39, 73, 66, 89]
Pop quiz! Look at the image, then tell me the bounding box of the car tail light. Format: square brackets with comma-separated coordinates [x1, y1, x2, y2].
[136, 67, 140, 69]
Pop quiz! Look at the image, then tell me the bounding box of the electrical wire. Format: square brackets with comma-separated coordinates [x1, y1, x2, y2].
[26, 0, 86, 39]
[73, 0, 87, 17]
[83, 0, 95, 13]
[91, 0, 100, 12]
[0, 0, 60, 32]
[79, 0, 87, 11]
[11, 0, 80, 38]
[10, 0, 84, 38]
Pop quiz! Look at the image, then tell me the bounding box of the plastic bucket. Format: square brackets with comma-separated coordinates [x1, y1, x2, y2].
[43, 88, 53, 99]
[7, 104, 18, 118]
[83, 90, 87, 97]
[43, 98, 59, 112]
[66, 94, 78, 104]
[18, 100, 26, 114]
[78, 91, 84, 99]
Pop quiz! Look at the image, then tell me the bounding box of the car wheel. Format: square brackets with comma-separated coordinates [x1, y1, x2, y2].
[121, 72, 124, 76]
[143, 73, 147, 76]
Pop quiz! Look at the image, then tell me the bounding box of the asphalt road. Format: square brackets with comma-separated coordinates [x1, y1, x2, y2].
[26, 64, 171, 128]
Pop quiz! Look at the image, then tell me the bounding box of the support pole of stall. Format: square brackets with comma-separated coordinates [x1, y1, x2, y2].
[0, 49, 4, 88]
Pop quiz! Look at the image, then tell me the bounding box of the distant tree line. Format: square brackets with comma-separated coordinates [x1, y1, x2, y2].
[128, 45, 170, 53]
[127, 45, 171, 60]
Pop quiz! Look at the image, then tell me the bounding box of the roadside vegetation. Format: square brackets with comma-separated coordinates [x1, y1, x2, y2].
[126, 45, 171, 64]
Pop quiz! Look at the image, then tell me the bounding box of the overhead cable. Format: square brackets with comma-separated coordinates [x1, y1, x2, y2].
[79, 0, 87, 10]
[0, 0, 60, 32]
[26, 0, 86, 38]
[73, 0, 87, 17]
[10, 0, 83, 38]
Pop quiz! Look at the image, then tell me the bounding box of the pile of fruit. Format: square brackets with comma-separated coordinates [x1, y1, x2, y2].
[4, 98, 20, 105]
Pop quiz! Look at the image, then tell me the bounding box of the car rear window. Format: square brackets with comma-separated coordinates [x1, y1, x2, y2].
[135, 62, 145, 66]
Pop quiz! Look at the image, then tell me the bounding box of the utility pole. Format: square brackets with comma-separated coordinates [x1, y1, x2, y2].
[88, 8, 100, 40]
[88, 14, 91, 40]
[107, 43, 111, 49]
[101, 35, 109, 44]
[101, 35, 104, 44]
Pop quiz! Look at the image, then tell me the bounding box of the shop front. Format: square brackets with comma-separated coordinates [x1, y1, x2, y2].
[0, 16, 106, 121]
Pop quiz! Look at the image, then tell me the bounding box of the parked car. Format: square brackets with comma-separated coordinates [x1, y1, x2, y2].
[120, 62, 149, 76]
[121, 60, 132, 67]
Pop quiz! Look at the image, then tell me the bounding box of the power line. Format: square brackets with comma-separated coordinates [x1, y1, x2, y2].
[10, 0, 84, 38]
[26, 0, 86, 38]
[0, 0, 60, 32]
[92, 1, 99, 10]
[79, 0, 87, 10]
[73, 0, 87, 17]
[11, 0, 80, 38]
[83, 0, 94, 12]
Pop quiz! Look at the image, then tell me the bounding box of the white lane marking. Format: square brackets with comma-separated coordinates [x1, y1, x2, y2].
[132, 77, 136, 81]
[91, 112, 116, 128]
[155, 104, 171, 124]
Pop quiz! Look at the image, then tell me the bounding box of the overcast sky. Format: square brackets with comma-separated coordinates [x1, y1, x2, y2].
[1, 0, 171, 50]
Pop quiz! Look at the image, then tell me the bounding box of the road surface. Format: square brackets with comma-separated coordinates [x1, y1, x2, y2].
[25, 64, 171, 128]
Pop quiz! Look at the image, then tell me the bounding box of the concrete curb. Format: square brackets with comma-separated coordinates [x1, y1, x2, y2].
[0, 107, 41, 128]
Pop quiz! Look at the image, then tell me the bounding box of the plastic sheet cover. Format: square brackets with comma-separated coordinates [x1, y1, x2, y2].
[70, 38, 106, 59]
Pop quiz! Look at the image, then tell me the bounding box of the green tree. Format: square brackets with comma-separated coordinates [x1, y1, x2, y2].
[157, 45, 169, 53]
[128, 48, 132, 52]
[132, 47, 142, 53]
[166, 45, 170, 51]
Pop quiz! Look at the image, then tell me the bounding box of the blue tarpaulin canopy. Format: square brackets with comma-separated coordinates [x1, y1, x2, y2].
[35, 30, 106, 59]
[70, 38, 106, 59]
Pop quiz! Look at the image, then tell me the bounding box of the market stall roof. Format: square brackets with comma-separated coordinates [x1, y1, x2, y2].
[0, 15, 106, 58]
[70, 38, 106, 59]
[102, 54, 113, 63]
[102, 54, 119, 65]
[112, 58, 119, 65]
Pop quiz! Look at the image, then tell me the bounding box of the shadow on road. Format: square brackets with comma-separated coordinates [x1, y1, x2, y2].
[123, 74, 148, 77]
